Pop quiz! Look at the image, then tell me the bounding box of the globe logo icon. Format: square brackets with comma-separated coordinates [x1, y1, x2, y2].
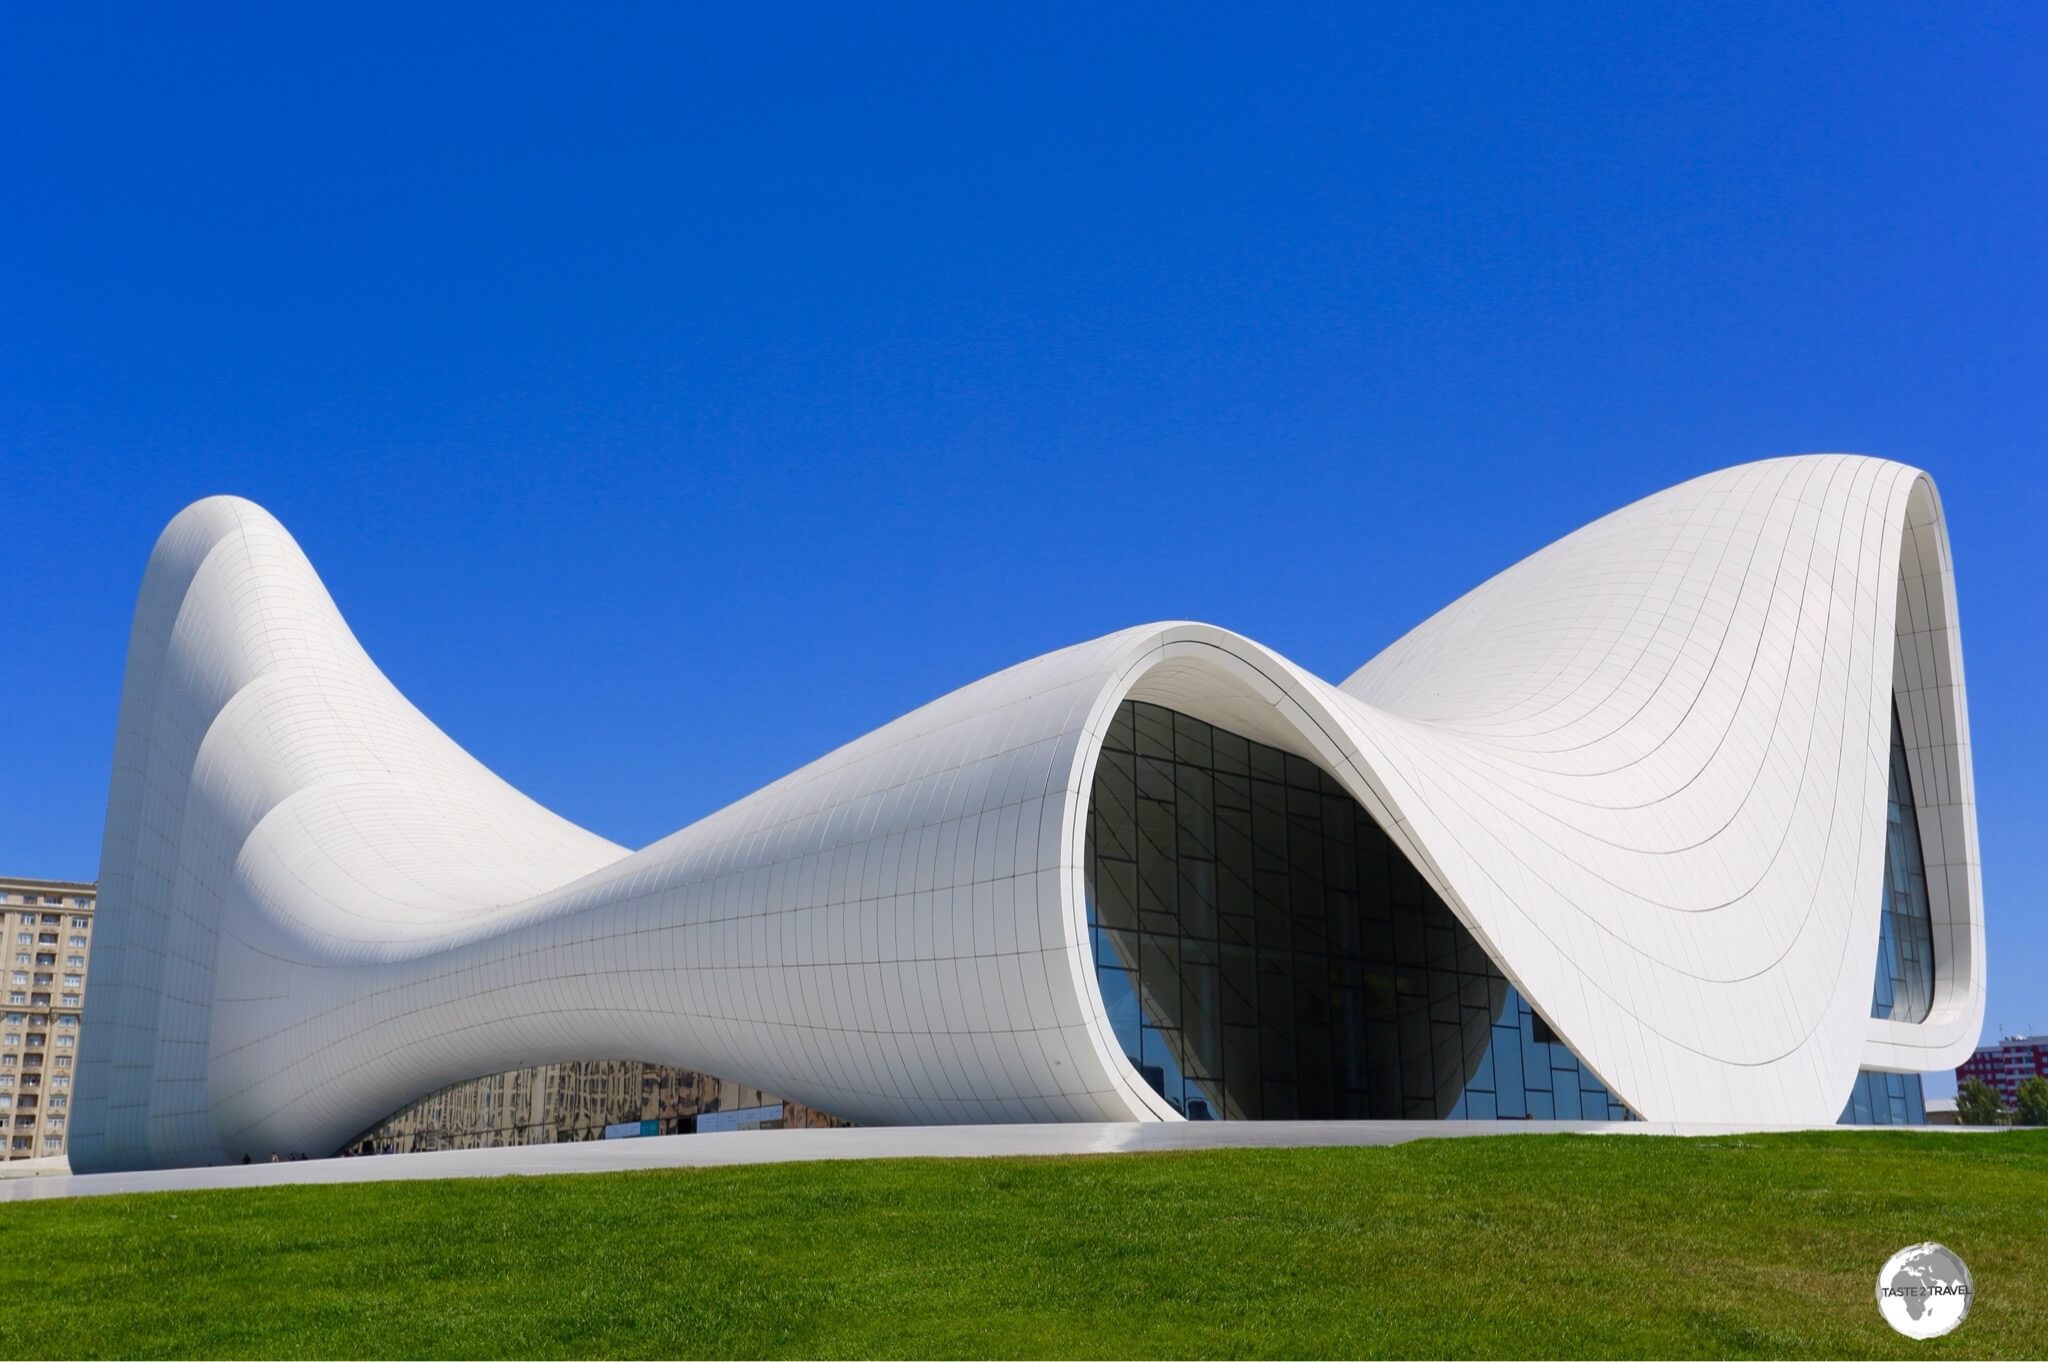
[1876, 1242, 1973, 1339]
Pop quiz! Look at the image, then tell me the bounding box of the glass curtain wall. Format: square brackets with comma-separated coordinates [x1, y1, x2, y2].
[1085, 700, 1632, 1122]
[1840, 1069, 1927, 1126]
[1870, 707, 1937, 1023]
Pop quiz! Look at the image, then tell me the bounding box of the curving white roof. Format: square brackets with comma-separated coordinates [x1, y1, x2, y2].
[70, 454, 1984, 1170]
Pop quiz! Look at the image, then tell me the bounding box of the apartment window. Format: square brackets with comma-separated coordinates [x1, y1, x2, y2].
[49, 1095, 65, 1110]
[53, 1056, 69, 1070]
[61, 995, 79, 1007]
[14, 934, 27, 946]
[68, 935, 85, 948]
[5, 994, 22, 1006]
[10, 954, 23, 967]
[45, 1117, 62, 1131]
[36, 933, 55, 944]
[40, 910, 59, 920]
[70, 917, 89, 928]
[9, 974, 24, 987]
[50, 1075, 65, 1089]
[0, 1096, 11, 1109]
[57, 1016, 76, 1029]
[26, 1035, 44, 1048]
[32, 975, 51, 987]
[71, 898, 90, 909]
[2, 1035, 17, 1047]
[56, 1036, 73, 1049]
[62, 976, 80, 989]
[1, 1057, 14, 1068]
[35, 954, 53, 967]
[66, 955, 83, 969]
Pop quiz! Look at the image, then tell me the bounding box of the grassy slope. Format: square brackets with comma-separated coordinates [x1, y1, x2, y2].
[1, 1130, 2042, 1359]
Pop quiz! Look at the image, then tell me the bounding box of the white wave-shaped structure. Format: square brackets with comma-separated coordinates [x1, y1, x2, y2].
[70, 454, 1985, 1170]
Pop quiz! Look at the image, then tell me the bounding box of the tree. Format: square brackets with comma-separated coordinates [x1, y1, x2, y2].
[1956, 1077, 2007, 1126]
[2014, 1075, 2048, 1127]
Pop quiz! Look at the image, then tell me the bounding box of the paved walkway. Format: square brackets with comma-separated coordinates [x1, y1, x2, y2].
[5, 1118, 1982, 1204]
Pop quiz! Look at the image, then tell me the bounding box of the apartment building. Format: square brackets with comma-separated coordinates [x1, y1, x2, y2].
[0, 877, 94, 1162]
[1955, 1034, 2048, 1107]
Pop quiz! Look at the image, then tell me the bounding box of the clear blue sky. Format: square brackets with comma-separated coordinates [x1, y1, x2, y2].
[3, 5, 2042, 1084]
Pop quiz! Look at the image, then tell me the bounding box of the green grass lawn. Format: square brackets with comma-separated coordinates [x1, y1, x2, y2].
[2, 1130, 2042, 1359]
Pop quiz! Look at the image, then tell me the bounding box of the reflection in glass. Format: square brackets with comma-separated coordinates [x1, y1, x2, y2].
[1871, 708, 1936, 1023]
[340, 1062, 846, 1155]
[1087, 700, 1633, 1122]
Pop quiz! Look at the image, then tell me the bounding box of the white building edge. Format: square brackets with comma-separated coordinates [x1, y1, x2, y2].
[70, 454, 1985, 1171]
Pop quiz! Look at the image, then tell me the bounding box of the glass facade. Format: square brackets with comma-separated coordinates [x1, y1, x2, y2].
[1840, 1069, 1927, 1125]
[1085, 700, 1632, 1122]
[1871, 708, 1936, 1023]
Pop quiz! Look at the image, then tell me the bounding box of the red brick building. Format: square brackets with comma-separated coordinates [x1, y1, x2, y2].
[1955, 1035, 2048, 1106]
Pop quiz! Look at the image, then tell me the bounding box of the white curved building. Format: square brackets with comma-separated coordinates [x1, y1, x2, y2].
[71, 454, 1985, 1171]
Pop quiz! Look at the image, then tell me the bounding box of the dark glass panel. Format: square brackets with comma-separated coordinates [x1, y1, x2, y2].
[1177, 859, 1218, 940]
[1133, 702, 1175, 761]
[1174, 766, 1216, 859]
[1211, 728, 1251, 777]
[1172, 710, 1214, 769]
[1095, 861, 1138, 935]
[1104, 703, 1136, 754]
[1091, 751, 1138, 863]
[1249, 740, 1287, 784]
